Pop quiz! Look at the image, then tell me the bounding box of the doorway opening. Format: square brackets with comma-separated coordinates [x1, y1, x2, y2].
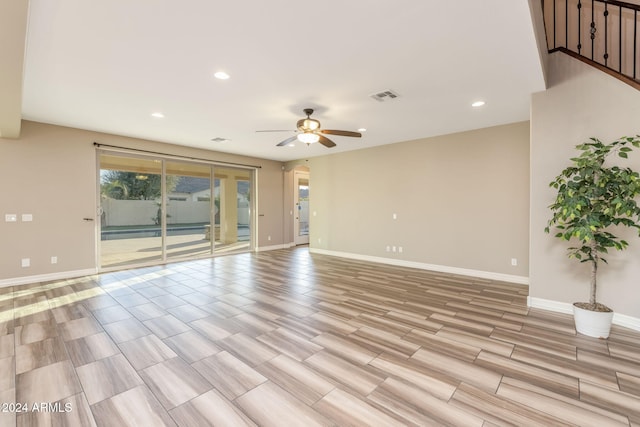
[294, 170, 309, 246]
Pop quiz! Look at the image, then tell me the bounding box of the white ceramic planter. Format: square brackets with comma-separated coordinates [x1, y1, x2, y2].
[573, 303, 614, 339]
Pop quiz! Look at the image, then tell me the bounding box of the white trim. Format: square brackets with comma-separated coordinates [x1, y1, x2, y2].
[256, 244, 289, 252]
[256, 242, 298, 252]
[0, 269, 98, 288]
[309, 248, 529, 285]
[527, 297, 573, 314]
[527, 296, 640, 332]
[613, 312, 640, 331]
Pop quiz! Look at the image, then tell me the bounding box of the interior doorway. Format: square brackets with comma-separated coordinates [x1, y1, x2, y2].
[294, 170, 309, 245]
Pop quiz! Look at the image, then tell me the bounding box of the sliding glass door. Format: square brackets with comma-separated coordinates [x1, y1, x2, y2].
[165, 161, 214, 261]
[98, 152, 253, 269]
[214, 166, 252, 255]
[99, 154, 164, 268]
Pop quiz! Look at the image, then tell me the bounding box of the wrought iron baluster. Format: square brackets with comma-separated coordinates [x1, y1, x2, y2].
[578, 0, 583, 54]
[604, 2, 609, 66]
[566, 0, 569, 47]
[554, 0, 557, 49]
[635, 10, 638, 79]
[619, 6, 623, 73]
[591, 0, 596, 60]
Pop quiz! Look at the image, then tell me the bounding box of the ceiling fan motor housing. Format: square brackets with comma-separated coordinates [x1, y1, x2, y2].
[297, 118, 321, 132]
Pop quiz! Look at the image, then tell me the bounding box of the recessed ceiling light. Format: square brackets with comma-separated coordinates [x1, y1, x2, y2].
[288, 143, 295, 147]
[151, 112, 165, 118]
[214, 71, 230, 80]
[471, 101, 486, 108]
[357, 128, 367, 132]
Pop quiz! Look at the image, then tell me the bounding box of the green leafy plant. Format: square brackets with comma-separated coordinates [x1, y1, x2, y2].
[545, 136, 640, 312]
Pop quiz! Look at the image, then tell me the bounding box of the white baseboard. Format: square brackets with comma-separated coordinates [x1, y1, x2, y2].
[309, 248, 529, 285]
[256, 245, 288, 252]
[0, 269, 98, 289]
[527, 297, 574, 314]
[256, 244, 292, 252]
[613, 312, 640, 331]
[528, 296, 640, 332]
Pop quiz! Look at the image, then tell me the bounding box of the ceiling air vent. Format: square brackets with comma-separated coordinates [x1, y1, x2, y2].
[370, 89, 400, 102]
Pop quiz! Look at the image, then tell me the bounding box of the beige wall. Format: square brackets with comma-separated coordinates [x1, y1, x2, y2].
[0, 121, 284, 282]
[290, 122, 530, 278]
[531, 52, 640, 318]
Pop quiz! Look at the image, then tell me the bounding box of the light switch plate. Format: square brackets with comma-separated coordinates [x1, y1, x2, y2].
[5, 214, 17, 222]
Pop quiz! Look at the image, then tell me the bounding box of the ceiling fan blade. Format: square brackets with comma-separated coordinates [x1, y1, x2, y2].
[318, 135, 336, 148]
[276, 135, 298, 147]
[321, 129, 362, 138]
[256, 129, 296, 133]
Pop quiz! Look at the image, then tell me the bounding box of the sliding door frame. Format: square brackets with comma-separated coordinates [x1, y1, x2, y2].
[96, 148, 257, 272]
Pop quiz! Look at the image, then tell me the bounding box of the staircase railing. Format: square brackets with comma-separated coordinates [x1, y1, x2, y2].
[542, 0, 640, 89]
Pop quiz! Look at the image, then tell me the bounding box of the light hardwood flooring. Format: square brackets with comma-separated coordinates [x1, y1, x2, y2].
[1, 247, 640, 426]
[100, 235, 249, 268]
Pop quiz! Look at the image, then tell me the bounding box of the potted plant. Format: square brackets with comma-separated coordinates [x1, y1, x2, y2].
[545, 136, 640, 338]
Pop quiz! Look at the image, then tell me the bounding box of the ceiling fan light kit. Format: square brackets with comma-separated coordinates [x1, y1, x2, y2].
[298, 133, 320, 144]
[270, 108, 362, 148]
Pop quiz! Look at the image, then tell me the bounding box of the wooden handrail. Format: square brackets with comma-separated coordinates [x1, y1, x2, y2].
[598, 0, 640, 12]
[550, 46, 640, 90]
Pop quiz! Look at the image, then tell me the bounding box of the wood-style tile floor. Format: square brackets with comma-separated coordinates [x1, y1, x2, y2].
[1, 247, 639, 426]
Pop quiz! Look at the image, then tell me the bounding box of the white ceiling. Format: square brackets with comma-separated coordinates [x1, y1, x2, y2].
[21, 0, 546, 162]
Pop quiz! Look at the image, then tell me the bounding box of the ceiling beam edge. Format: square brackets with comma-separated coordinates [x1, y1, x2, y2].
[0, 0, 29, 139]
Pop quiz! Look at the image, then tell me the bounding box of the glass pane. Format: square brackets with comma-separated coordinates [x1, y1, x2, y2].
[99, 154, 163, 268]
[165, 161, 213, 260]
[298, 178, 309, 236]
[214, 167, 252, 254]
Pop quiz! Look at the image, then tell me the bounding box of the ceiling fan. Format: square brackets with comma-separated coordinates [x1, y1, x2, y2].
[259, 108, 362, 148]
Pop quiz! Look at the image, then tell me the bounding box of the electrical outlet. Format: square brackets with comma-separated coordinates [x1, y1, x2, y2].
[267, 235, 271, 241]
[22, 214, 33, 222]
[51, 256, 58, 264]
[386, 246, 390, 252]
[511, 258, 518, 266]
[318, 238, 322, 244]
[21, 258, 30, 267]
[398, 246, 403, 253]
[5, 214, 17, 222]
[392, 246, 397, 252]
